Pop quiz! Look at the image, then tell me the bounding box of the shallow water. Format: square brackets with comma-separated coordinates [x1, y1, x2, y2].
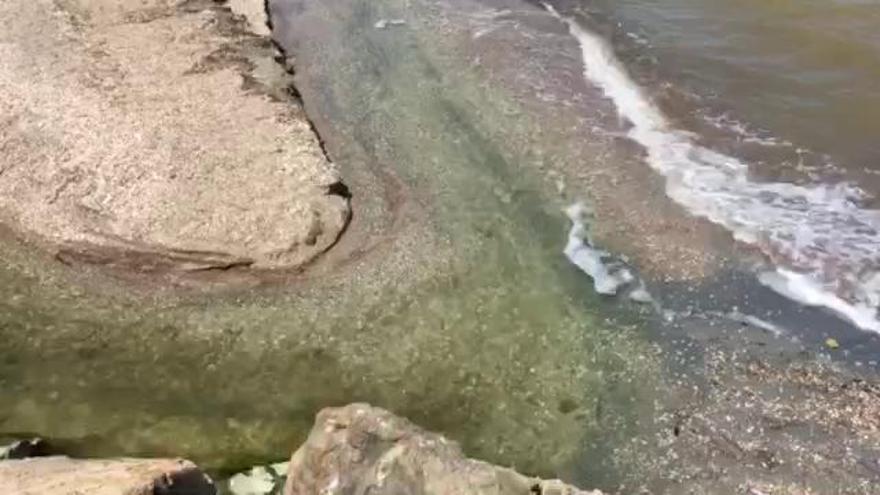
[0, 0, 665, 478]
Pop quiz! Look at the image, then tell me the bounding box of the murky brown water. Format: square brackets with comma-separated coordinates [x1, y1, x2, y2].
[586, 0, 880, 184]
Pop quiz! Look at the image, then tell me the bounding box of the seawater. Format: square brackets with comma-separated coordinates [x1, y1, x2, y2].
[543, 1, 880, 332]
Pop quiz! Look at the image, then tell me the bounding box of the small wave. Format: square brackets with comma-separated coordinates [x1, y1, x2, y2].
[564, 203, 659, 306]
[564, 204, 636, 296]
[725, 310, 788, 337]
[701, 112, 792, 148]
[758, 270, 880, 333]
[545, 4, 880, 332]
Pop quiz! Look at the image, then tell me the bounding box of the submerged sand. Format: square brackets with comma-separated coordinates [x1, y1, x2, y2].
[1, 2, 878, 494]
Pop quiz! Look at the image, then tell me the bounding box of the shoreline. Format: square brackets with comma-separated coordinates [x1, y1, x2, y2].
[0, 0, 878, 494]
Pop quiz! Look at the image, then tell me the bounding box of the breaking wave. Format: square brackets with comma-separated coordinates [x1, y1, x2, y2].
[546, 4, 880, 332]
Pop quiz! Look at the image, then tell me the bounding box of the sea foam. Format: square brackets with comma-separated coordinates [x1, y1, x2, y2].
[545, 4, 880, 332]
[564, 203, 635, 296]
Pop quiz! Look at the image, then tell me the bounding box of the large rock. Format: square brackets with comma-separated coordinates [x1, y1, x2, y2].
[0, 0, 349, 275]
[0, 456, 216, 495]
[283, 404, 602, 495]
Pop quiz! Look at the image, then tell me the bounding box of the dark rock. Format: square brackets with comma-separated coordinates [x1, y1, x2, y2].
[0, 438, 50, 460]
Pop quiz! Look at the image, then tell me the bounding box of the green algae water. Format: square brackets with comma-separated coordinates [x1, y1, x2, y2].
[0, 0, 664, 478]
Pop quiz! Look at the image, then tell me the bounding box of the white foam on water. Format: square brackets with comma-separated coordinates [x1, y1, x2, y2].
[562, 206, 665, 307]
[628, 281, 654, 304]
[228, 466, 275, 495]
[725, 310, 788, 337]
[702, 112, 792, 148]
[759, 270, 880, 332]
[564, 204, 635, 296]
[374, 18, 406, 29]
[545, 4, 880, 332]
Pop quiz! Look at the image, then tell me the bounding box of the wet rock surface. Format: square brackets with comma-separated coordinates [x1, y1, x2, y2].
[0, 439, 50, 461]
[0, 0, 350, 276]
[282, 404, 603, 495]
[0, 456, 216, 495]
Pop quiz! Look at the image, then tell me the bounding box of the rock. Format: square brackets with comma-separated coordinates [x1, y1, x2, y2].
[283, 404, 603, 495]
[0, 456, 216, 495]
[0, 438, 50, 460]
[228, 0, 272, 37]
[0, 0, 350, 276]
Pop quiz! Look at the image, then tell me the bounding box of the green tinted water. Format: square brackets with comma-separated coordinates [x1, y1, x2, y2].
[0, 0, 663, 477]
